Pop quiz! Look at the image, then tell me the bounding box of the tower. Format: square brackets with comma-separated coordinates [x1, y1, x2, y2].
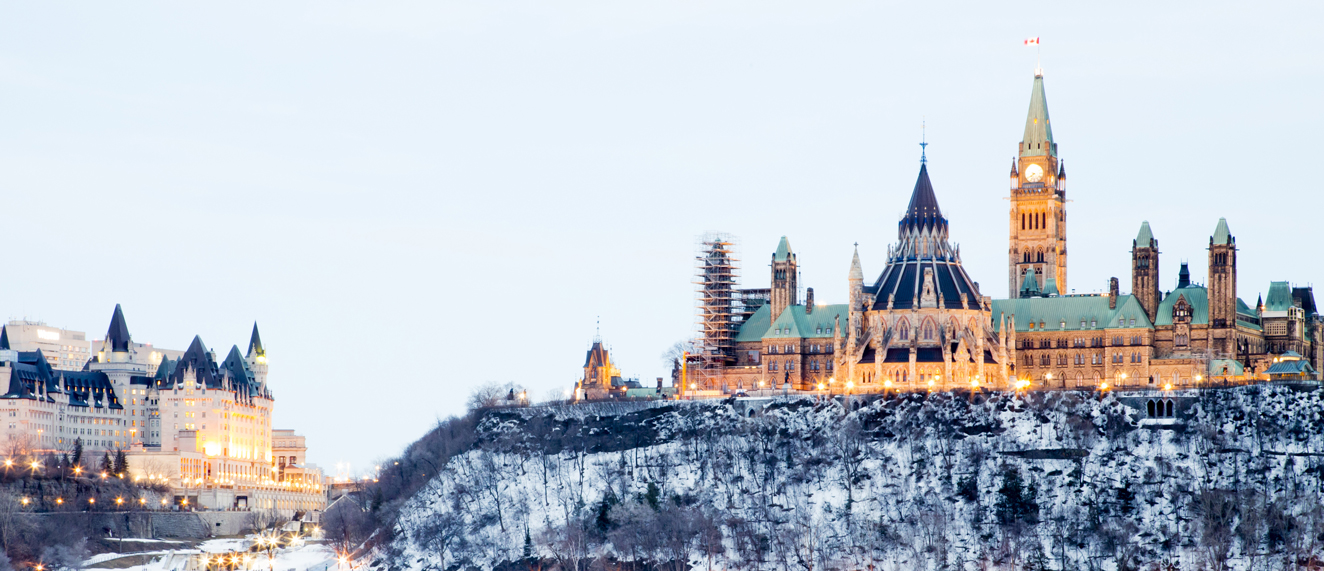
[848, 245, 864, 334]
[1008, 71, 1067, 297]
[1132, 221, 1160, 323]
[246, 322, 268, 389]
[770, 236, 797, 320]
[1208, 218, 1237, 353]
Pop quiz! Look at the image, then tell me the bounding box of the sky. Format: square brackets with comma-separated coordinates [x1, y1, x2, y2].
[1, 1, 1321, 472]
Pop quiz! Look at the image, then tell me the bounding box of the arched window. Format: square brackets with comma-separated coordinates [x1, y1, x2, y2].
[1166, 400, 1174, 417]
[897, 319, 910, 340]
[922, 319, 935, 341]
[1147, 400, 1156, 417]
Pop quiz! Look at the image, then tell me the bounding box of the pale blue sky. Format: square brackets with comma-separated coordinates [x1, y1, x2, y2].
[1, 2, 1321, 471]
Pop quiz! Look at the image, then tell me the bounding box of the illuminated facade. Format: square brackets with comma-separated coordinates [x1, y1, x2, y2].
[0, 305, 326, 517]
[690, 69, 1322, 394]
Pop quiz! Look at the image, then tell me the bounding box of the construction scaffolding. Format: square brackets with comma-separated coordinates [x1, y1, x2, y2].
[695, 233, 740, 385]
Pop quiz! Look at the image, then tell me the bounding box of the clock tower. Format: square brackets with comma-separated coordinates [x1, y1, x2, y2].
[1008, 71, 1068, 297]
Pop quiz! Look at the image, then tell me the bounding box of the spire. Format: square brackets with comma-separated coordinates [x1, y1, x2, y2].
[1021, 74, 1055, 158]
[919, 120, 928, 164]
[1135, 221, 1155, 248]
[1009, 158, 1018, 176]
[247, 322, 265, 358]
[1212, 218, 1232, 245]
[0, 326, 8, 351]
[774, 236, 793, 262]
[849, 244, 863, 281]
[899, 163, 947, 237]
[106, 304, 131, 353]
[1178, 262, 1191, 288]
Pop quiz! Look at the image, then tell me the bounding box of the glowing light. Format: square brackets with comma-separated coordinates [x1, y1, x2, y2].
[1100, 382, 1110, 390]
[1015, 379, 1032, 390]
[56, 498, 63, 505]
[1163, 383, 1173, 391]
[20, 497, 28, 506]
[816, 383, 825, 391]
[3, 459, 11, 468]
[846, 381, 855, 390]
[927, 379, 936, 389]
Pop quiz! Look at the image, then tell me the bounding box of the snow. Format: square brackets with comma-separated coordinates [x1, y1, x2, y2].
[83, 537, 338, 571]
[376, 385, 1324, 570]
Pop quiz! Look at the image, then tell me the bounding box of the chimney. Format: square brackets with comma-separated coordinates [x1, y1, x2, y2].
[1109, 277, 1119, 310]
[805, 288, 815, 314]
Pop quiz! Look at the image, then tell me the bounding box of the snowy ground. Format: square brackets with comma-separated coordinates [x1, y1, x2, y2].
[84, 536, 341, 571]
[377, 386, 1324, 571]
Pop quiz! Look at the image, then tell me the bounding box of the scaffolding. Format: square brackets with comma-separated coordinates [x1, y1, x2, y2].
[695, 234, 740, 384]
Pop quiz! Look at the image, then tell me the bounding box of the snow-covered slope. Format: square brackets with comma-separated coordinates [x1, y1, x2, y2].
[374, 386, 1324, 571]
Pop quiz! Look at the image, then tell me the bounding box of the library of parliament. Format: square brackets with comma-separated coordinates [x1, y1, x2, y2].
[664, 69, 1322, 394]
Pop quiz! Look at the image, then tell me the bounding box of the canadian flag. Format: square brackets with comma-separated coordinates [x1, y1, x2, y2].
[1024, 37, 1040, 46]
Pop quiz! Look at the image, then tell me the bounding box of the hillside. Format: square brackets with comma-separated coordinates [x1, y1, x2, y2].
[350, 386, 1324, 571]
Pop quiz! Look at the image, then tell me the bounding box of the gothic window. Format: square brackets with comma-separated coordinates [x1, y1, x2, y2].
[922, 319, 935, 341]
[787, 361, 794, 371]
[1021, 213, 1026, 230]
[827, 361, 833, 372]
[1166, 401, 1174, 416]
[770, 362, 777, 371]
[1036, 250, 1045, 263]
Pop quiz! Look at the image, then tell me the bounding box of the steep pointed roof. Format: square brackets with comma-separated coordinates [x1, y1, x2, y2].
[1135, 221, 1155, 248]
[898, 163, 947, 237]
[106, 304, 131, 352]
[1177, 262, 1191, 288]
[1212, 218, 1232, 245]
[774, 236, 793, 262]
[0, 326, 8, 351]
[1019, 266, 1042, 297]
[167, 335, 221, 388]
[1021, 74, 1055, 158]
[1043, 274, 1060, 296]
[222, 345, 252, 385]
[247, 323, 265, 358]
[849, 246, 863, 281]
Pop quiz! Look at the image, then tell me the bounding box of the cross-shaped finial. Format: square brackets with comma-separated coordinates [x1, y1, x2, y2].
[919, 120, 928, 164]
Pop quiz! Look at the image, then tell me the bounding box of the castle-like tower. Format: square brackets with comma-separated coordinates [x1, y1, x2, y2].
[1208, 218, 1238, 355]
[1008, 71, 1068, 297]
[1132, 221, 1160, 323]
[770, 237, 797, 320]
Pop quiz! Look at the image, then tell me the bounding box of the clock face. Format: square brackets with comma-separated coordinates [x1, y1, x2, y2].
[1025, 164, 1044, 183]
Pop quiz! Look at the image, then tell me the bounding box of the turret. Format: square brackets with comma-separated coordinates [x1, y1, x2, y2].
[1131, 221, 1160, 323]
[246, 322, 268, 389]
[1009, 159, 1018, 190]
[1208, 218, 1238, 345]
[770, 237, 797, 320]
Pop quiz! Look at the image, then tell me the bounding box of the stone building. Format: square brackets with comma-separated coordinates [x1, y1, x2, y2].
[689, 68, 1321, 394]
[0, 305, 326, 517]
[993, 72, 1323, 388]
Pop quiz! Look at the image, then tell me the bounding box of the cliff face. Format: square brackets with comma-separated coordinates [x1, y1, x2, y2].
[376, 386, 1324, 571]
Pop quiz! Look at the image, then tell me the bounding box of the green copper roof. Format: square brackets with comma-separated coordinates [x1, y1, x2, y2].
[1135, 221, 1154, 248]
[738, 303, 848, 341]
[1019, 266, 1041, 295]
[774, 236, 793, 262]
[1043, 274, 1060, 296]
[1209, 359, 1245, 377]
[992, 294, 1153, 333]
[735, 304, 773, 342]
[1212, 218, 1232, 245]
[1020, 75, 1055, 158]
[1154, 286, 1209, 326]
[1265, 281, 1293, 312]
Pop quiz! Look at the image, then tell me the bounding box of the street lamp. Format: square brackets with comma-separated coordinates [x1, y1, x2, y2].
[1045, 372, 1053, 387]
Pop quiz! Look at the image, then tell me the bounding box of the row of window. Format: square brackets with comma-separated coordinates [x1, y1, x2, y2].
[766, 360, 834, 373]
[1026, 317, 1142, 330]
[765, 344, 835, 355]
